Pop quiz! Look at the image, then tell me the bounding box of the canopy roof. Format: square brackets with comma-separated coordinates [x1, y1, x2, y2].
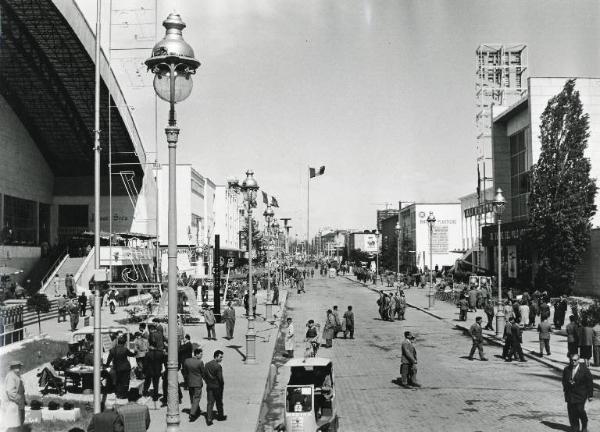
[0, 0, 146, 177]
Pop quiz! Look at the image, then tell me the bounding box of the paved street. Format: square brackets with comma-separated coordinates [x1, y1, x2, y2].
[261, 275, 600, 432]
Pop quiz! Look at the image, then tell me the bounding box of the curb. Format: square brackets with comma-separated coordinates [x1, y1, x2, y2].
[255, 290, 291, 432]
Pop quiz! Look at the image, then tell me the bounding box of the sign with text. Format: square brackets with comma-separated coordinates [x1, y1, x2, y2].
[431, 226, 448, 254]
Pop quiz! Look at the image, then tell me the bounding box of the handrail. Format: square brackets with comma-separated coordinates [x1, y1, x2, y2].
[40, 251, 69, 289]
[73, 246, 95, 289]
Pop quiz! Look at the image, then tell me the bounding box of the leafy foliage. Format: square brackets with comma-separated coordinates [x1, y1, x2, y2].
[26, 293, 51, 334]
[528, 79, 597, 295]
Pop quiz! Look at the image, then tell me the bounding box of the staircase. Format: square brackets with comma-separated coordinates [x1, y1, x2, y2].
[41, 256, 86, 297]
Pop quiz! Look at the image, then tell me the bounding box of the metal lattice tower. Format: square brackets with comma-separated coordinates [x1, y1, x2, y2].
[475, 44, 528, 202]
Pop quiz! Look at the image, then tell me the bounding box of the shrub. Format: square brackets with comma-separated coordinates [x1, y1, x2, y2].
[48, 401, 59, 410]
[63, 402, 74, 410]
[30, 400, 42, 410]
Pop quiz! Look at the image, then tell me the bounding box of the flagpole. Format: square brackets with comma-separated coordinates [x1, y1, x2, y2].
[307, 167, 310, 259]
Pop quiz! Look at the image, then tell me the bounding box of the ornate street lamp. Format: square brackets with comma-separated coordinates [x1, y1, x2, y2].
[263, 205, 275, 313]
[426, 212, 436, 309]
[395, 221, 401, 285]
[493, 188, 506, 337]
[241, 170, 259, 363]
[145, 13, 200, 431]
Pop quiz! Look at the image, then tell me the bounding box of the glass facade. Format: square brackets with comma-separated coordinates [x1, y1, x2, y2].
[2, 195, 37, 245]
[510, 127, 530, 221]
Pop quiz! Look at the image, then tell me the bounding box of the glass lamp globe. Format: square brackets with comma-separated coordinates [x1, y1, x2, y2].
[153, 72, 193, 103]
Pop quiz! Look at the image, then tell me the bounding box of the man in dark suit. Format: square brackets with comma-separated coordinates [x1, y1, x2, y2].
[106, 336, 136, 399]
[178, 334, 193, 388]
[143, 341, 164, 401]
[115, 388, 151, 432]
[400, 331, 419, 387]
[204, 350, 226, 425]
[87, 407, 124, 432]
[468, 317, 488, 361]
[184, 348, 206, 422]
[509, 320, 527, 363]
[562, 353, 593, 432]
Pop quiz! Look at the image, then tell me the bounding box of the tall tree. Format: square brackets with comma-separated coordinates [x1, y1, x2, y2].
[529, 79, 597, 295]
[26, 293, 51, 335]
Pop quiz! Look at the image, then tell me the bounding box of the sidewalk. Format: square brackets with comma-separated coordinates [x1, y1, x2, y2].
[16, 288, 288, 432]
[343, 275, 600, 381]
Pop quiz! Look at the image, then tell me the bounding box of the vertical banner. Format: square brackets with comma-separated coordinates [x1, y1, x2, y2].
[507, 245, 517, 279]
[213, 234, 221, 322]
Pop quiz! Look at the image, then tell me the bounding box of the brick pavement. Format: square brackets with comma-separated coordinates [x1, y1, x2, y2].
[261, 275, 600, 432]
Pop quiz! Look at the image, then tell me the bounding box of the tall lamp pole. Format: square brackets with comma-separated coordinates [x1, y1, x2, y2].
[395, 222, 401, 284]
[241, 170, 259, 363]
[493, 188, 506, 337]
[427, 212, 436, 309]
[145, 14, 200, 432]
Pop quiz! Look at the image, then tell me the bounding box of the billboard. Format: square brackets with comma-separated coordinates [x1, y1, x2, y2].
[353, 233, 379, 253]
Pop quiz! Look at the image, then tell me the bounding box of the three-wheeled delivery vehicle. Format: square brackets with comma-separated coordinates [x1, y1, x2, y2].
[282, 357, 338, 431]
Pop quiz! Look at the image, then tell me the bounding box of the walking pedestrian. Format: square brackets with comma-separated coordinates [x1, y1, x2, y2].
[579, 319, 594, 367]
[204, 350, 226, 426]
[509, 320, 527, 362]
[203, 304, 216, 340]
[468, 286, 478, 312]
[567, 315, 580, 357]
[562, 353, 593, 432]
[115, 388, 151, 432]
[520, 301, 530, 328]
[332, 305, 342, 338]
[142, 341, 164, 401]
[184, 348, 205, 422]
[537, 317, 552, 357]
[343, 306, 354, 339]
[400, 331, 419, 388]
[86, 406, 123, 432]
[58, 294, 67, 322]
[69, 298, 80, 331]
[133, 331, 149, 377]
[243, 290, 249, 316]
[285, 317, 295, 358]
[502, 317, 514, 361]
[222, 302, 236, 339]
[458, 296, 469, 321]
[539, 301, 551, 322]
[4, 361, 25, 431]
[78, 291, 87, 316]
[593, 320, 600, 367]
[483, 299, 494, 331]
[323, 309, 336, 348]
[304, 320, 320, 358]
[106, 335, 136, 399]
[468, 317, 488, 361]
[251, 289, 258, 317]
[272, 283, 279, 305]
[554, 295, 568, 330]
[178, 334, 193, 387]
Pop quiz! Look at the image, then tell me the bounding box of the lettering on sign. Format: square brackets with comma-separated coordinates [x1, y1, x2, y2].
[101, 334, 112, 352]
[431, 226, 448, 254]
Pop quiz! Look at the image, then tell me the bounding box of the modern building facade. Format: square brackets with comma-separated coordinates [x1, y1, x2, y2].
[0, 0, 156, 284]
[487, 77, 600, 292]
[213, 183, 243, 258]
[398, 203, 463, 272]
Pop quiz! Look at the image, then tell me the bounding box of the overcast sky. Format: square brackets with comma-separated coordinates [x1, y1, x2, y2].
[76, 0, 600, 240]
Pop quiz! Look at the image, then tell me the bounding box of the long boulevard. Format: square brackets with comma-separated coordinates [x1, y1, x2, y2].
[261, 275, 600, 431]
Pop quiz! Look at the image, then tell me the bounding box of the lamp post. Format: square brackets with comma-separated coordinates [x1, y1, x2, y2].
[395, 222, 401, 285]
[241, 170, 259, 363]
[374, 230, 380, 285]
[145, 14, 199, 432]
[493, 188, 506, 337]
[263, 205, 275, 319]
[426, 212, 436, 309]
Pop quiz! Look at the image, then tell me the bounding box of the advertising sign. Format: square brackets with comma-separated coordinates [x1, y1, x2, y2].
[431, 226, 448, 254]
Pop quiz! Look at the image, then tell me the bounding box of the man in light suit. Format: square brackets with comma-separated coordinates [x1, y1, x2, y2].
[4, 361, 25, 432]
[562, 353, 593, 432]
[184, 348, 206, 422]
[222, 302, 236, 340]
[116, 388, 151, 432]
[400, 331, 419, 388]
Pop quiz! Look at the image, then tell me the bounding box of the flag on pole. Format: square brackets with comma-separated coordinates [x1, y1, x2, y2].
[271, 196, 279, 208]
[262, 191, 269, 205]
[309, 166, 326, 179]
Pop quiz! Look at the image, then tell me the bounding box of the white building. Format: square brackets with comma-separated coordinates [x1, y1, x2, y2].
[156, 165, 215, 276]
[398, 203, 463, 271]
[214, 183, 243, 258]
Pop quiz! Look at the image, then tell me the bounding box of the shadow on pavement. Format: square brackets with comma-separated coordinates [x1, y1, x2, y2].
[225, 345, 246, 362]
[540, 420, 571, 431]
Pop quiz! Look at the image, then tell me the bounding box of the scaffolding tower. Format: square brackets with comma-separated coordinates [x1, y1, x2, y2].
[475, 43, 528, 204]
